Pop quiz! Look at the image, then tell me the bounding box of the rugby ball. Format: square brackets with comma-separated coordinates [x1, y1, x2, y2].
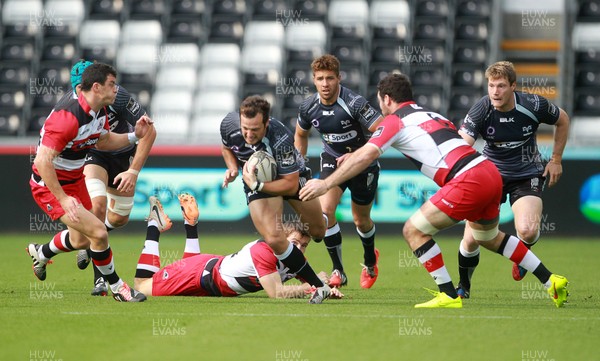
[247, 150, 277, 182]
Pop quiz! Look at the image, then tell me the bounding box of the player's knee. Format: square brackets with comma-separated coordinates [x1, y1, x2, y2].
[107, 212, 129, 228]
[516, 226, 538, 243]
[471, 226, 499, 242]
[107, 194, 134, 217]
[352, 215, 372, 231]
[86, 178, 107, 199]
[309, 220, 326, 239]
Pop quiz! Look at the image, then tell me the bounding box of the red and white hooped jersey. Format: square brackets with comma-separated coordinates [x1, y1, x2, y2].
[213, 240, 295, 296]
[368, 101, 485, 187]
[32, 95, 109, 183]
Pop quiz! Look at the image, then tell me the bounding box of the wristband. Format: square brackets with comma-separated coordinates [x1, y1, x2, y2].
[127, 169, 140, 176]
[251, 181, 264, 192]
[127, 132, 139, 145]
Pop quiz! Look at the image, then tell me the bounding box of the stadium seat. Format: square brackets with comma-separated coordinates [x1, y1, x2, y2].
[121, 20, 163, 46]
[244, 71, 279, 87]
[2, 0, 43, 40]
[283, 93, 309, 112]
[0, 87, 26, 110]
[79, 20, 121, 51]
[453, 43, 487, 64]
[339, 66, 362, 90]
[0, 63, 30, 88]
[410, 67, 444, 87]
[151, 90, 193, 119]
[569, 117, 600, 144]
[293, 0, 328, 21]
[369, 66, 402, 87]
[29, 107, 52, 133]
[42, 0, 85, 40]
[415, 0, 449, 18]
[40, 42, 78, 63]
[449, 90, 481, 110]
[116, 44, 159, 85]
[81, 47, 118, 64]
[152, 112, 190, 141]
[120, 83, 152, 111]
[576, 68, 600, 88]
[171, 0, 205, 18]
[211, 0, 247, 22]
[0, 41, 35, 62]
[332, 44, 365, 65]
[329, 0, 369, 42]
[413, 87, 443, 112]
[155, 43, 200, 68]
[209, 20, 245, 44]
[413, 20, 447, 41]
[167, 19, 206, 44]
[129, 0, 164, 20]
[452, 68, 485, 88]
[456, 0, 491, 18]
[36, 65, 71, 89]
[198, 66, 240, 93]
[193, 91, 237, 116]
[88, 0, 124, 21]
[243, 21, 285, 47]
[285, 22, 327, 61]
[252, 0, 286, 21]
[410, 41, 446, 64]
[575, 91, 600, 115]
[190, 113, 226, 144]
[576, 49, 600, 64]
[371, 44, 400, 64]
[31, 91, 63, 109]
[155, 67, 197, 92]
[455, 20, 488, 41]
[370, 0, 409, 44]
[286, 65, 312, 87]
[577, 0, 600, 22]
[573, 23, 600, 51]
[241, 44, 283, 74]
[201, 43, 241, 68]
[0, 110, 21, 135]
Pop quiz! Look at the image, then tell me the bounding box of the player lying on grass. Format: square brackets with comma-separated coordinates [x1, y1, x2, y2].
[133, 194, 344, 301]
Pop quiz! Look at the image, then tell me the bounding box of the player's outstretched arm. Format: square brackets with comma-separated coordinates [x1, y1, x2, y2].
[259, 273, 312, 299]
[221, 145, 239, 188]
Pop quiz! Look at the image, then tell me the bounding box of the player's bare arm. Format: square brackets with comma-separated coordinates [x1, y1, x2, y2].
[221, 145, 240, 188]
[96, 115, 153, 151]
[367, 115, 385, 132]
[300, 144, 380, 201]
[544, 108, 570, 187]
[113, 117, 156, 192]
[242, 162, 299, 196]
[34, 145, 80, 222]
[259, 272, 311, 298]
[458, 129, 477, 146]
[294, 124, 310, 156]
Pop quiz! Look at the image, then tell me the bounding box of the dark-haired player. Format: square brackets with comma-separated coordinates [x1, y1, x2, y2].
[67, 60, 157, 297]
[300, 73, 569, 308]
[220, 95, 330, 303]
[295, 54, 383, 288]
[27, 63, 152, 302]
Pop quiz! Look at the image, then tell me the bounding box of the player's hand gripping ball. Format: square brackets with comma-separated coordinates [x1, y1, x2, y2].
[247, 150, 277, 182]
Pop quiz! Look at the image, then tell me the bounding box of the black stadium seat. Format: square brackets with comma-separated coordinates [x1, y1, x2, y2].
[452, 68, 485, 88]
[415, 0, 449, 18]
[294, 0, 328, 21]
[209, 20, 244, 44]
[171, 0, 205, 17]
[455, 20, 488, 41]
[253, 0, 286, 20]
[88, 0, 123, 20]
[167, 19, 205, 44]
[411, 67, 444, 87]
[0, 41, 35, 62]
[129, 0, 164, 20]
[576, 68, 600, 87]
[456, 0, 491, 18]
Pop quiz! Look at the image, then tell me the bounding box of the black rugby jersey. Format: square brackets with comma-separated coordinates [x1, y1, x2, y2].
[220, 112, 307, 176]
[460, 91, 560, 180]
[60, 86, 146, 155]
[297, 85, 381, 160]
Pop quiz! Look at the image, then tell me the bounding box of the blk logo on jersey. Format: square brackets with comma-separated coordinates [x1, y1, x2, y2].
[322, 110, 335, 116]
[499, 117, 514, 123]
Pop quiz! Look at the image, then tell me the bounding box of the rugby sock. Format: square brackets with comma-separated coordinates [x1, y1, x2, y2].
[413, 238, 458, 298]
[324, 223, 344, 271]
[183, 223, 200, 258]
[40, 231, 74, 261]
[497, 234, 552, 284]
[135, 224, 161, 278]
[276, 243, 324, 287]
[457, 241, 480, 290]
[90, 246, 121, 291]
[357, 224, 376, 266]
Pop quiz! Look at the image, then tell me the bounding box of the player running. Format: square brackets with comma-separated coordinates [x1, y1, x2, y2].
[295, 54, 383, 288]
[300, 73, 569, 308]
[220, 95, 331, 303]
[27, 63, 151, 302]
[134, 194, 343, 301]
[67, 60, 157, 297]
[456, 61, 570, 296]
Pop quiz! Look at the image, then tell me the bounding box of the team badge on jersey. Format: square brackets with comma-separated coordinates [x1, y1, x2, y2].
[359, 104, 377, 121]
[372, 126, 384, 138]
[162, 270, 169, 280]
[126, 98, 141, 115]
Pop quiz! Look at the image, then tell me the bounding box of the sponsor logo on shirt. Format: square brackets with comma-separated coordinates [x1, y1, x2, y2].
[340, 119, 352, 128]
[323, 110, 335, 116]
[126, 98, 141, 115]
[372, 127, 384, 138]
[499, 117, 514, 123]
[359, 104, 377, 121]
[322, 130, 358, 143]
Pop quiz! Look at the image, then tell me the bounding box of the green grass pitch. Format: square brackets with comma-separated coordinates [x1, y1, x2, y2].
[1, 231, 598, 361]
